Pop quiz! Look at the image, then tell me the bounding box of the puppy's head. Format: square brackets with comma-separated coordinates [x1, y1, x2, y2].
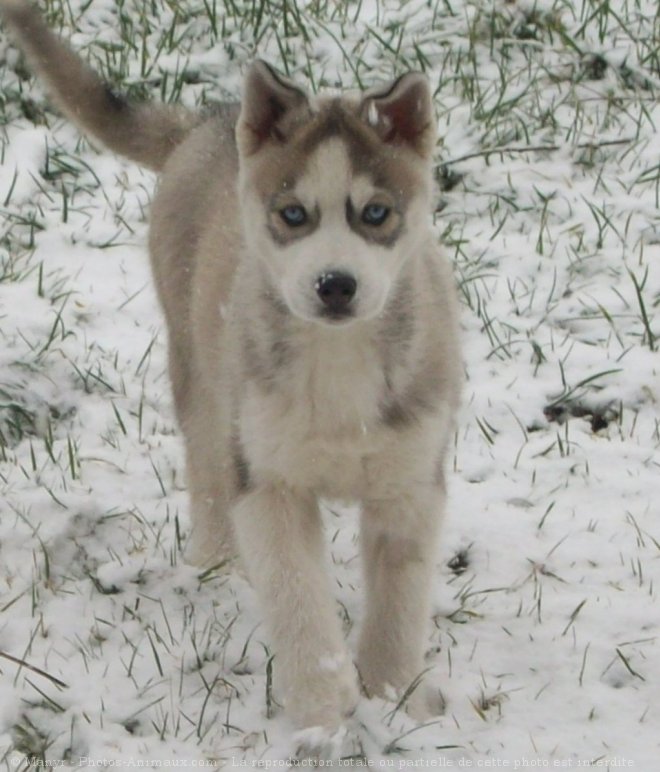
[236, 62, 436, 326]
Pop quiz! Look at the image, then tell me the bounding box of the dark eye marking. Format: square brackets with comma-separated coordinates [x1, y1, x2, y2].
[345, 196, 403, 247]
[280, 204, 308, 227]
[361, 203, 390, 226]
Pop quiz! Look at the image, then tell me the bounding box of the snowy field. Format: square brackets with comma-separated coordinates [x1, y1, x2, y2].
[0, 0, 659, 767]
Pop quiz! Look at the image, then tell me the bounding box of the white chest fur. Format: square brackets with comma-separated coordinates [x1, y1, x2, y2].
[238, 324, 389, 497]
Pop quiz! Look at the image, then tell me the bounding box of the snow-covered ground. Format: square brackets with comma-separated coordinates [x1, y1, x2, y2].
[0, 0, 658, 767]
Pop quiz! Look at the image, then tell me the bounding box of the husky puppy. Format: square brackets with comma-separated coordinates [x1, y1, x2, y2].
[1, 0, 461, 734]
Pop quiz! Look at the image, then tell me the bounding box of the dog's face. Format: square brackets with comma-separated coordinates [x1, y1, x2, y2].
[236, 63, 436, 325]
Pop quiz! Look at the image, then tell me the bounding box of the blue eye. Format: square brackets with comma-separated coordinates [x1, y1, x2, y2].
[280, 205, 308, 227]
[362, 203, 390, 226]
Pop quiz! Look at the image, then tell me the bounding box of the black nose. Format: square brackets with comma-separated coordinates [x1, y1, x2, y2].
[315, 272, 357, 316]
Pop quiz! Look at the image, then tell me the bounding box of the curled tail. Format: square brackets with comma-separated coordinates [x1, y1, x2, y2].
[0, 0, 199, 171]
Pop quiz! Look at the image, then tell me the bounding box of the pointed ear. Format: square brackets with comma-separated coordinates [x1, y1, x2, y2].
[237, 61, 310, 156]
[360, 73, 435, 157]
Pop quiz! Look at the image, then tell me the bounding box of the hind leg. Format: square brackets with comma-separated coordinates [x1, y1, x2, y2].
[168, 341, 237, 568]
[182, 413, 237, 569]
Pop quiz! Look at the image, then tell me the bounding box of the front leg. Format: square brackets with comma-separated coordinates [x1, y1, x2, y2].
[357, 483, 444, 716]
[231, 484, 359, 730]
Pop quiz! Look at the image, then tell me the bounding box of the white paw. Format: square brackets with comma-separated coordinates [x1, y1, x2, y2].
[363, 669, 446, 723]
[292, 723, 364, 762]
[403, 678, 445, 721]
[293, 725, 348, 762]
[284, 657, 360, 732]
